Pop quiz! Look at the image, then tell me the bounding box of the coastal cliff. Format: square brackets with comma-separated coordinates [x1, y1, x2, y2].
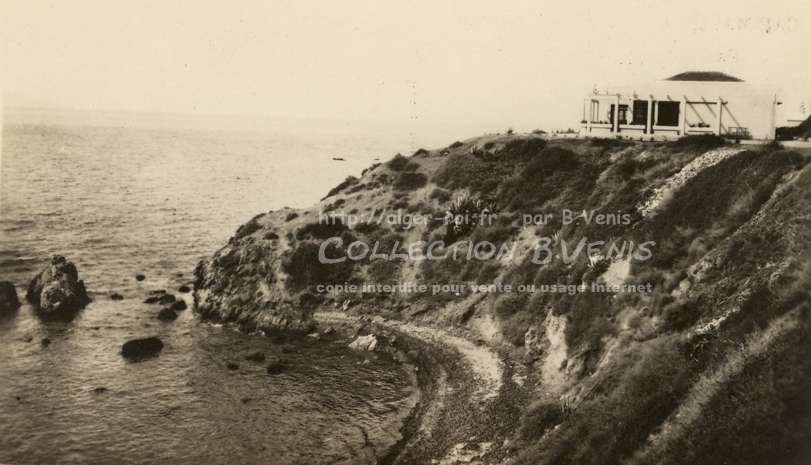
[194, 133, 811, 465]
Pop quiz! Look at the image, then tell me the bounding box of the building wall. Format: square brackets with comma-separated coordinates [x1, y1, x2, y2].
[582, 80, 779, 140]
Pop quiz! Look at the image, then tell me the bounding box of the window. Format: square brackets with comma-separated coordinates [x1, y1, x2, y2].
[632, 100, 648, 125]
[609, 104, 629, 125]
[656, 101, 680, 127]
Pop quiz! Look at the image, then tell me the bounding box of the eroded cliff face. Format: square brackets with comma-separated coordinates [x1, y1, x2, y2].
[194, 133, 811, 464]
[193, 219, 316, 333]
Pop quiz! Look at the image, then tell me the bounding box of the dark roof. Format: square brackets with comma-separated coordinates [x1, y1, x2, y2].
[665, 71, 743, 82]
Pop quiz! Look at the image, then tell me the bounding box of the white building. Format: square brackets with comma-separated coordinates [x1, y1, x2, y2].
[581, 71, 782, 140]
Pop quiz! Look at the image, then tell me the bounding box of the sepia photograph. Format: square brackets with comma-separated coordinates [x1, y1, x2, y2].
[1, 1, 810, 464]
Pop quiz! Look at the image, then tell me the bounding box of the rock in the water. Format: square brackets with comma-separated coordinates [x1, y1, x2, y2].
[0, 281, 21, 315]
[226, 362, 239, 370]
[169, 300, 187, 311]
[178, 285, 191, 293]
[349, 334, 379, 351]
[26, 256, 91, 318]
[266, 357, 287, 374]
[92, 387, 108, 394]
[157, 294, 176, 305]
[121, 337, 164, 360]
[144, 296, 161, 304]
[110, 293, 124, 301]
[245, 351, 266, 362]
[41, 338, 51, 347]
[135, 274, 146, 281]
[156, 308, 178, 321]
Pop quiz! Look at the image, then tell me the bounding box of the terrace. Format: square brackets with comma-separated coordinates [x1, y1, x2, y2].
[581, 93, 726, 139]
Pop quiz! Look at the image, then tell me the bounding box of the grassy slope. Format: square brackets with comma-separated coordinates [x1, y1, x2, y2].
[194, 134, 811, 464]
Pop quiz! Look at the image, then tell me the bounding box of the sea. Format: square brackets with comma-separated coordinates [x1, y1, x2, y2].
[0, 108, 472, 464]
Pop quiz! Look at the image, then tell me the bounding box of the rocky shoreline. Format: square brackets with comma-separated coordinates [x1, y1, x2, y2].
[191, 134, 811, 464]
[316, 311, 527, 465]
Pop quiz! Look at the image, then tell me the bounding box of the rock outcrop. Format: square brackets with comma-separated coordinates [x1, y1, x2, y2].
[156, 308, 178, 321]
[26, 256, 91, 318]
[194, 238, 316, 333]
[121, 337, 164, 360]
[348, 334, 379, 351]
[0, 281, 21, 315]
[157, 294, 175, 305]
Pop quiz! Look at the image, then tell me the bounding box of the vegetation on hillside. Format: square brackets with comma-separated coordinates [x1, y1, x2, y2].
[196, 133, 811, 464]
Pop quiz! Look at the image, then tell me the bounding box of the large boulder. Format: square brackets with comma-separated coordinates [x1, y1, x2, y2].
[0, 281, 21, 315]
[121, 337, 164, 361]
[349, 334, 379, 351]
[26, 256, 91, 318]
[156, 308, 178, 321]
[157, 294, 176, 305]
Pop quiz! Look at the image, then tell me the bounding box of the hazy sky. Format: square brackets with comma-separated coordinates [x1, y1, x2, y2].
[2, 0, 810, 131]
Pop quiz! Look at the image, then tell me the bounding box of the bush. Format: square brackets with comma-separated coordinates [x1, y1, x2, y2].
[522, 146, 579, 175]
[433, 138, 546, 196]
[497, 146, 600, 211]
[519, 400, 565, 440]
[667, 134, 726, 151]
[494, 292, 528, 319]
[361, 162, 381, 176]
[323, 176, 359, 199]
[233, 214, 264, 239]
[282, 241, 355, 290]
[387, 154, 419, 172]
[393, 172, 428, 191]
[430, 187, 452, 203]
[516, 336, 692, 465]
[296, 219, 349, 240]
[443, 195, 498, 242]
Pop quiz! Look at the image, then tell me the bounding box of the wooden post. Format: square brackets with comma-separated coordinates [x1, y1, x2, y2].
[715, 97, 723, 135]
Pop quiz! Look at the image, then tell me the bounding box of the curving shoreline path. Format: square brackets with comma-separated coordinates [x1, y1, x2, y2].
[315, 311, 525, 465]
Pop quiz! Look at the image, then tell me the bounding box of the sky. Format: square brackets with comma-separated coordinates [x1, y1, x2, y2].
[2, 0, 810, 133]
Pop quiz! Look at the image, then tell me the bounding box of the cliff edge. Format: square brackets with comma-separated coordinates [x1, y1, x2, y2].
[195, 133, 811, 465]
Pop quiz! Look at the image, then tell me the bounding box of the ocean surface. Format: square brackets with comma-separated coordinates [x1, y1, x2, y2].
[0, 112, 437, 464]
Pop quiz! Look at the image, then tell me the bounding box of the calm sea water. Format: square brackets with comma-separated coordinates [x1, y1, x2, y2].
[0, 115, 425, 465]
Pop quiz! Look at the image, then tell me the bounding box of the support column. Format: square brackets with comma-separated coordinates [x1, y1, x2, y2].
[613, 95, 620, 133]
[715, 97, 723, 135]
[679, 96, 687, 136]
[649, 98, 656, 135]
[628, 98, 634, 126]
[584, 98, 591, 133]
